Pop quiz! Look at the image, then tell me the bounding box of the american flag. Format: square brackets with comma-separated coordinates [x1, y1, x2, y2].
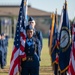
[68, 23, 75, 75]
[9, 0, 28, 75]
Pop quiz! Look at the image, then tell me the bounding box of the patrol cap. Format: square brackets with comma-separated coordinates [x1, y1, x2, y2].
[26, 25, 34, 32]
[28, 17, 34, 21]
[28, 17, 35, 23]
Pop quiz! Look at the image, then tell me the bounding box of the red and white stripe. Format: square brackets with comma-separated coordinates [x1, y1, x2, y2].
[9, 47, 20, 75]
[9, 26, 26, 75]
[9, 28, 26, 75]
[20, 26, 26, 58]
[68, 24, 75, 75]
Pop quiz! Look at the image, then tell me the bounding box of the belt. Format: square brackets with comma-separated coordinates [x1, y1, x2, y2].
[27, 56, 33, 61]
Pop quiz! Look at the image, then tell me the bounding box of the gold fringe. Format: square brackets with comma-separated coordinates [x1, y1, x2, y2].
[59, 66, 69, 74]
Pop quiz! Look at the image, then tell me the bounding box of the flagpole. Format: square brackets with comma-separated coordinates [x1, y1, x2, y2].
[51, 9, 58, 54]
[24, 0, 28, 27]
[19, 0, 25, 75]
[19, 0, 28, 74]
[55, 9, 58, 29]
[49, 13, 55, 54]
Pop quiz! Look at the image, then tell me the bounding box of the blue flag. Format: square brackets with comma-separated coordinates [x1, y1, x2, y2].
[59, 1, 71, 73]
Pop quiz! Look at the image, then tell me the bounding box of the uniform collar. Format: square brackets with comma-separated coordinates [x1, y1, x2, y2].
[27, 38, 33, 42]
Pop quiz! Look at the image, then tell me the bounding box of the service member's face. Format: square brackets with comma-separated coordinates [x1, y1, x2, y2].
[27, 30, 34, 38]
[29, 21, 35, 29]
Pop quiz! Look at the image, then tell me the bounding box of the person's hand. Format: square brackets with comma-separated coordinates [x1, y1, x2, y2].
[22, 57, 27, 61]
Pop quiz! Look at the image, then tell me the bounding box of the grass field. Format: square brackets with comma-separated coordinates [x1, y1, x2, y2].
[0, 38, 53, 75]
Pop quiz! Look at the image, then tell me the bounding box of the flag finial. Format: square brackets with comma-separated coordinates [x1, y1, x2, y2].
[51, 13, 55, 19]
[55, 9, 58, 26]
[63, 5, 65, 10]
[65, 0, 67, 10]
[24, 0, 27, 6]
[55, 8, 57, 14]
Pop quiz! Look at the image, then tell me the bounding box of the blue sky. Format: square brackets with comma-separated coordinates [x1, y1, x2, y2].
[0, 0, 75, 20]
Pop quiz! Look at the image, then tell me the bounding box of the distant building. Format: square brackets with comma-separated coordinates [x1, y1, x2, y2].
[0, 5, 60, 38]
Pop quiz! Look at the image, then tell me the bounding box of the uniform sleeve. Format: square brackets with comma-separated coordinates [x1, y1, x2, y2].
[37, 31, 43, 51]
[36, 39, 41, 61]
